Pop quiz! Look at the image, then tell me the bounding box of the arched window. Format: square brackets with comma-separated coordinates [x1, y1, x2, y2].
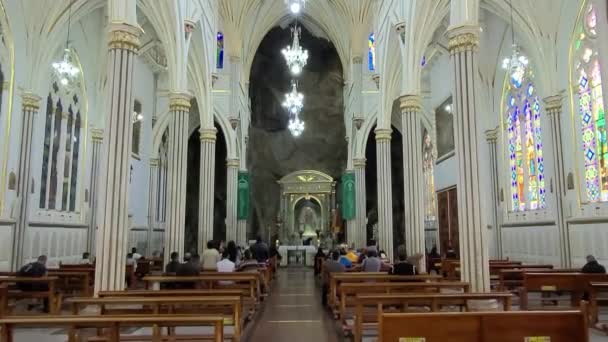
[423, 129, 436, 225]
[368, 33, 375, 71]
[504, 64, 546, 211]
[216, 32, 224, 69]
[572, 1, 608, 202]
[132, 100, 142, 157]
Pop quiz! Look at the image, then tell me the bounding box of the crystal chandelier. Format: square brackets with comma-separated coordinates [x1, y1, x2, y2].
[132, 111, 144, 123]
[282, 26, 308, 75]
[282, 81, 304, 115]
[501, 0, 528, 81]
[52, 1, 80, 91]
[285, 0, 306, 14]
[288, 115, 305, 137]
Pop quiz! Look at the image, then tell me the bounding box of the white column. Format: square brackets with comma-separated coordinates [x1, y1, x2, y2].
[447, 26, 490, 292]
[164, 92, 190, 265]
[236, 168, 247, 246]
[545, 95, 570, 267]
[94, 22, 140, 293]
[198, 128, 217, 254]
[345, 168, 356, 248]
[375, 128, 394, 261]
[225, 158, 239, 243]
[147, 158, 159, 256]
[87, 128, 104, 256]
[353, 158, 367, 248]
[485, 128, 501, 259]
[11, 92, 40, 270]
[0, 80, 11, 216]
[399, 95, 426, 271]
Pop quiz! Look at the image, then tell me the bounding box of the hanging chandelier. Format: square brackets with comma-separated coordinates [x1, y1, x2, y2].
[282, 26, 308, 75]
[501, 0, 528, 85]
[285, 0, 306, 14]
[288, 115, 305, 137]
[282, 81, 304, 115]
[52, 0, 80, 92]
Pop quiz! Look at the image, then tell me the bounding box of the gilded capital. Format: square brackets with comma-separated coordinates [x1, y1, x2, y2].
[399, 94, 422, 113]
[200, 128, 217, 142]
[169, 92, 192, 112]
[484, 128, 498, 143]
[91, 128, 104, 142]
[447, 25, 480, 54]
[108, 23, 141, 52]
[150, 158, 160, 167]
[353, 158, 366, 168]
[226, 158, 240, 168]
[21, 92, 41, 111]
[352, 56, 363, 64]
[375, 128, 392, 141]
[543, 94, 563, 115]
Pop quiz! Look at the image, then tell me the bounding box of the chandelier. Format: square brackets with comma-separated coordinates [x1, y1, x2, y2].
[132, 111, 144, 123]
[52, 1, 80, 92]
[501, 0, 528, 84]
[288, 115, 305, 137]
[285, 0, 306, 14]
[282, 26, 308, 75]
[282, 81, 304, 115]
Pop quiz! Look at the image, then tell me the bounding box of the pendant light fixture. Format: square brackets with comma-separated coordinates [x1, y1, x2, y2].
[501, 0, 529, 87]
[51, 0, 80, 92]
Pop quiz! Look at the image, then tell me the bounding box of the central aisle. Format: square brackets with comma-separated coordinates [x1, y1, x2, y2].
[247, 267, 342, 342]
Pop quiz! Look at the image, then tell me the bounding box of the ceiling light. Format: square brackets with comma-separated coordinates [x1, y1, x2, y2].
[282, 26, 308, 76]
[282, 81, 304, 115]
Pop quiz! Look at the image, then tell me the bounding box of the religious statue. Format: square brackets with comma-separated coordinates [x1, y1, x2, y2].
[298, 206, 319, 237]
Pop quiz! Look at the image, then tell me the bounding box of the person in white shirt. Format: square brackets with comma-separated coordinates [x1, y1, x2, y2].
[202, 240, 221, 270]
[131, 247, 142, 261]
[216, 251, 235, 285]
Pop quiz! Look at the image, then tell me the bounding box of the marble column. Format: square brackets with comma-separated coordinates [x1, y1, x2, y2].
[399, 95, 426, 272]
[147, 158, 159, 256]
[225, 158, 239, 243]
[164, 92, 190, 266]
[447, 26, 490, 292]
[87, 128, 104, 256]
[11, 92, 40, 270]
[0, 80, 11, 215]
[484, 128, 501, 259]
[375, 128, 394, 261]
[353, 158, 367, 248]
[198, 128, 217, 254]
[545, 95, 570, 267]
[94, 23, 140, 293]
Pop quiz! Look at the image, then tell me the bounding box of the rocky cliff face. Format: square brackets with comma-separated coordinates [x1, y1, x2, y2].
[248, 25, 346, 239]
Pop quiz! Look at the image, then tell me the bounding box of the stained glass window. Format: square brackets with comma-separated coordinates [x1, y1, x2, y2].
[573, 2, 608, 202]
[423, 129, 436, 223]
[368, 33, 375, 71]
[216, 32, 224, 69]
[505, 64, 546, 211]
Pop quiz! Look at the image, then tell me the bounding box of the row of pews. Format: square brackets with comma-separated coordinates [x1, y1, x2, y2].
[324, 258, 608, 341]
[0, 257, 277, 341]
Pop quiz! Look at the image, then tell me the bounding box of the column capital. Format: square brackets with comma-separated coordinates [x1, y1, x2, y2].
[226, 158, 240, 168]
[375, 128, 392, 141]
[446, 25, 480, 54]
[91, 128, 104, 142]
[200, 128, 217, 142]
[484, 128, 498, 143]
[150, 158, 160, 167]
[21, 92, 41, 111]
[353, 158, 366, 168]
[229, 55, 241, 63]
[169, 92, 192, 112]
[398, 94, 423, 113]
[108, 22, 141, 52]
[352, 55, 363, 64]
[543, 94, 564, 114]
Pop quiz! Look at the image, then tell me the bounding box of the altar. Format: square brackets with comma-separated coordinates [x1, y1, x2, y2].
[278, 245, 317, 267]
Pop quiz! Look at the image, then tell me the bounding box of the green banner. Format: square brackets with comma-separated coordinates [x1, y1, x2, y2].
[237, 172, 250, 220]
[341, 172, 356, 220]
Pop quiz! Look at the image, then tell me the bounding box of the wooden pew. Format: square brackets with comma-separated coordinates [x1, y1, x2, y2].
[352, 292, 513, 342]
[1, 270, 91, 297]
[0, 276, 60, 313]
[328, 273, 442, 308]
[589, 282, 608, 325]
[378, 306, 589, 342]
[498, 268, 580, 291]
[66, 295, 242, 341]
[0, 315, 225, 342]
[338, 281, 470, 320]
[520, 272, 608, 310]
[0, 283, 7, 317]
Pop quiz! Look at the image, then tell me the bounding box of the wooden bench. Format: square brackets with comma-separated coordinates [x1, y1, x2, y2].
[0, 284, 7, 317]
[338, 281, 470, 320]
[66, 295, 242, 341]
[0, 276, 60, 313]
[328, 273, 442, 308]
[0, 314, 225, 342]
[589, 282, 608, 325]
[1, 270, 91, 297]
[498, 268, 580, 291]
[379, 305, 589, 342]
[520, 272, 608, 310]
[352, 292, 513, 342]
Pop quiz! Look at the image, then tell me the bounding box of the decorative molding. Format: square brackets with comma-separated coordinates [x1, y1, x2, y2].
[374, 128, 392, 141]
[199, 128, 217, 142]
[226, 158, 240, 168]
[352, 56, 363, 64]
[21, 92, 41, 111]
[169, 92, 191, 112]
[353, 158, 366, 168]
[447, 26, 480, 54]
[372, 74, 380, 89]
[567, 216, 608, 224]
[484, 128, 498, 143]
[501, 220, 556, 228]
[543, 94, 564, 114]
[91, 128, 104, 142]
[150, 158, 160, 167]
[398, 94, 422, 113]
[108, 23, 141, 52]
[29, 221, 88, 229]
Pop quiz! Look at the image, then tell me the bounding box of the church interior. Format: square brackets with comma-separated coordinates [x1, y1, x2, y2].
[1, 0, 608, 341]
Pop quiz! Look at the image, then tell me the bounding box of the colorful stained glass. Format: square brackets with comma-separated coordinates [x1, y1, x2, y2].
[216, 32, 224, 69]
[574, 2, 608, 202]
[368, 33, 375, 71]
[505, 65, 546, 211]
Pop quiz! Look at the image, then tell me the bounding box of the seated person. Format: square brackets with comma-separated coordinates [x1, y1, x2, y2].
[17, 255, 49, 312]
[345, 247, 359, 263]
[582, 255, 606, 273]
[338, 249, 353, 268]
[237, 250, 260, 272]
[183, 252, 192, 263]
[131, 247, 142, 261]
[80, 252, 92, 264]
[361, 250, 382, 272]
[201, 240, 220, 271]
[322, 251, 345, 306]
[165, 251, 181, 274]
[390, 252, 417, 275]
[217, 251, 236, 285]
[176, 254, 201, 289]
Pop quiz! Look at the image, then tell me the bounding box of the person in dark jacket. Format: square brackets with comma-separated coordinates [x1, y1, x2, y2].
[18, 255, 49, 312]
[390, 252, 416, 276]
[582, 255, 606, 273]
[251, 236, 270, 262]
[165, 251, 181, 274]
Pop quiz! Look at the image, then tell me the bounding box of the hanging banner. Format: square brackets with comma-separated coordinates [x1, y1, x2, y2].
[341, 172, 356, 220]
[237, 172, 250, 219]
